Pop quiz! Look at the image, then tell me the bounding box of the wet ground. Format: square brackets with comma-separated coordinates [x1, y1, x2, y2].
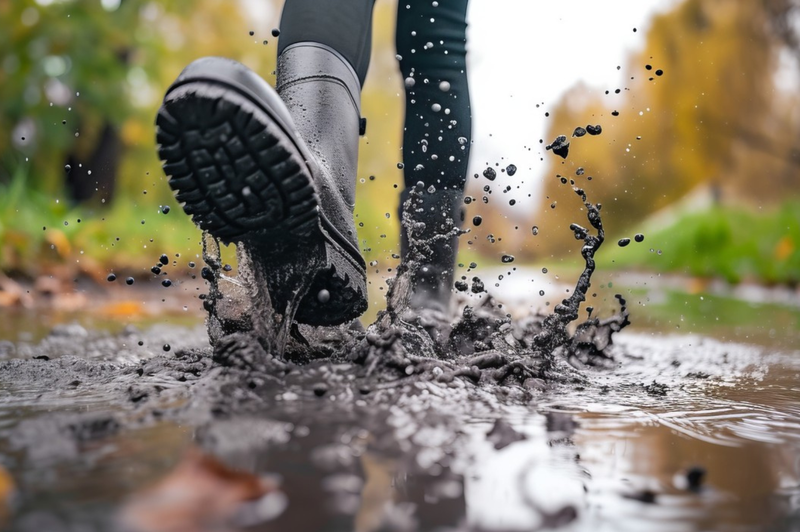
[0, 276, 798, 532]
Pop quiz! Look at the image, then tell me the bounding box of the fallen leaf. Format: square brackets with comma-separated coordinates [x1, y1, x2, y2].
[120, 447, 281, 532]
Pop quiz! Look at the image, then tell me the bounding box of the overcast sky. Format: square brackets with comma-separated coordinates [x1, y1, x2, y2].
[465, 0, 679, 206]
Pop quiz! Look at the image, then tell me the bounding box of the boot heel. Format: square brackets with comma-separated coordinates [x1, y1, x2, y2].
[294, 240, 368, 325]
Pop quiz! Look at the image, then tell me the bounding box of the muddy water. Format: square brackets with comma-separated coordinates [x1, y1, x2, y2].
[0, 290, 798, 531]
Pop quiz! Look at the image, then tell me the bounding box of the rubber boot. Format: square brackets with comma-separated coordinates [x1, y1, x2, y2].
[155, 43, 367, 326]
[399, 185, 465, 316]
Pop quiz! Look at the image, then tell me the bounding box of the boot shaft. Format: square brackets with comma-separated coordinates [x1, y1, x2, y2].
[276, 43, 362, 208]
[400, 185, 465, 311]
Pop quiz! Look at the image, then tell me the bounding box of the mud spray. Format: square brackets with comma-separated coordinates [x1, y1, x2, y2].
[200, 177, 630, 390]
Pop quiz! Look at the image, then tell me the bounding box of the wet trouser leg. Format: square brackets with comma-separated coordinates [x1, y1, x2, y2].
[279, 0, 471, 195]
[396, 0, 472, 193]
[278, 0, 377, 86]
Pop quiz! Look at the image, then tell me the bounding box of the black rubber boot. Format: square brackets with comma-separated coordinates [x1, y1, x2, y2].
[155, 43, 367, 326]
[399, 185, 465, 316]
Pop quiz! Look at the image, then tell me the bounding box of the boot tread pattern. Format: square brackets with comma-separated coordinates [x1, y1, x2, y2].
[156, 81, 367, 325]
[156, 84, 315, 242]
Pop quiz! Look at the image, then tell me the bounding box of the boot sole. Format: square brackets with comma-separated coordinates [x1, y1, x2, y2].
[156, 82, 367, 326]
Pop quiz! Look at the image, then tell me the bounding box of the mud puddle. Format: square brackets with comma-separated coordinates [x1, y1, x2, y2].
[0, 319, 798, 531]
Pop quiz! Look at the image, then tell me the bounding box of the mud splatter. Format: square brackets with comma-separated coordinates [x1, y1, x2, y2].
[202, 180, 628, 391]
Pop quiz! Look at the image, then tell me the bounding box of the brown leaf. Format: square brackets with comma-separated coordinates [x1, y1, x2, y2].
[120, 448, 280, 532]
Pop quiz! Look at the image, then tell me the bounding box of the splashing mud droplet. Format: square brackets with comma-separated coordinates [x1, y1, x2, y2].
[483, 167, 497, 181]
[162, 279, 172, 287]
[159, 254, 169, 265]
[618, 238, 631, 247]
[545, 135, 570, 159]
[572, 127, 587, 138]
[586, 124, 602, 136]
[506, 164, 517, 176]
[634, 233, 644, 243]
[532, 226, 539, 236]
[107, 273, 116, 282]
[472, 216, 483, 226]
[163, 344, 171, 352]
[126, 277, 134, 285]
[501, 254, 515, 263]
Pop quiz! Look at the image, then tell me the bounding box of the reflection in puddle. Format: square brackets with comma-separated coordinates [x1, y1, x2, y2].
[0, 332, 798, 531]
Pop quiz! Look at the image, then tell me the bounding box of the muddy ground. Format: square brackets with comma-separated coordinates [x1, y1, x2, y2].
[1, 300, 799, 532]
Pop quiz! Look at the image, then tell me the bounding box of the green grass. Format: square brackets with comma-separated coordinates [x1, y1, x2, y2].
[0, 166, 203, 278]
[599, 200, 800, 285]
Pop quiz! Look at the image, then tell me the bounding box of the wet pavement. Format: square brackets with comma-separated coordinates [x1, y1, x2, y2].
[0, 280, 798, 532]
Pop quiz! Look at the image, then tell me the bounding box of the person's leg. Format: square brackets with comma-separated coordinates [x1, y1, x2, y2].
[395, 0, 472, 314]
[156, 0, 378, 330]
[279, 0, 375, 86]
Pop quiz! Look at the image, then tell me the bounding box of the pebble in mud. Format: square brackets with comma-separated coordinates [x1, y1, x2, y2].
[586, 124, 602, 136]
[483, 167, 497, 181]
[545, 135, 570, 159]
[618, 238, 631, 247]
[634, 233, 645, 242]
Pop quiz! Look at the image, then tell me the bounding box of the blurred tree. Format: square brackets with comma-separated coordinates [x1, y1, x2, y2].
[0, 0, 282, 207]
[532, 0, 800, 257]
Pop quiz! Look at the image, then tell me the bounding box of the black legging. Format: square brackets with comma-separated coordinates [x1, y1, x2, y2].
[278, 0, 472, 194]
